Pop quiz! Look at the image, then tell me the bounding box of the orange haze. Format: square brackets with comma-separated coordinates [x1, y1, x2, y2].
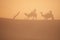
[0, 0, 60, 20]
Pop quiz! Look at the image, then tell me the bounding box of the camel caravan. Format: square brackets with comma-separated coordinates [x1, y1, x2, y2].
[13, 9, 54, 20]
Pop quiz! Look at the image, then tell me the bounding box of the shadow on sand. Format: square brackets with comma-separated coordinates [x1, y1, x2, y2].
[0, 18, 60, 40]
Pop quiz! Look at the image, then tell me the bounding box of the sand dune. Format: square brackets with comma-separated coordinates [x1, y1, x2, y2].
[0, 18, 60, 40]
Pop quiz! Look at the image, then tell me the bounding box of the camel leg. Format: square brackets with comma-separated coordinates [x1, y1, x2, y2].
[35, 16, 37, 20]
[32, 16, 34, 20]
[51, 16, 54, 20]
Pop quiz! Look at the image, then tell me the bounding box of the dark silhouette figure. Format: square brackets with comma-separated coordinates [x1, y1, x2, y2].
[24, 9, 37, 20]
[40, 10, 54, 20]
[13, 11, 20, 19]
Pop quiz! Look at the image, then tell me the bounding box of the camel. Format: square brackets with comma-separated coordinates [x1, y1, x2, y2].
[24, 9, 37, 20]
[13, 11, 20, 19]
[24, 13, 37, 19]
[40, 11, 54, 20]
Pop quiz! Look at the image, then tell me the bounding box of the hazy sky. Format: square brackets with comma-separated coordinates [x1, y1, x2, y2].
[0, 0, 60, 20]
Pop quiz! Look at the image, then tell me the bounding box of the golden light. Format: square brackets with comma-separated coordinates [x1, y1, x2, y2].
[0, 0, 60, 20]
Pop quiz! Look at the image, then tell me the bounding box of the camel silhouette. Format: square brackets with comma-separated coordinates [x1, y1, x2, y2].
[40, 10, 54, 20]
[24, 9, 37, 20]
[13, 11, 20, 19]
